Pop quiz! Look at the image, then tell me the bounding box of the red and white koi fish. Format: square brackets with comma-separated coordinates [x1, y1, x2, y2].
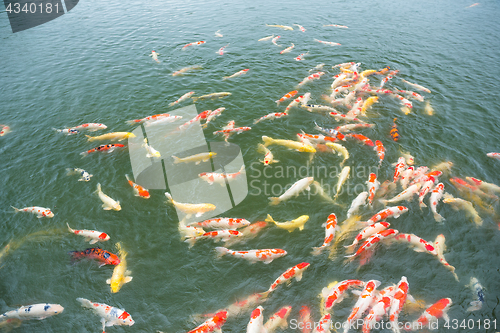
[322, 280, 365, 311]
[297, 132, 336, 145]
[185, 230, 242, 247]
[362, 296, 391, 333]
[466, 176, 500, 193]
[189, 217, 250, 230]
[55, 128, 79, 135]
[324, 24, 348, 28]
[398, 89, 424, 102]
[276, 90, 298, 105]
[285, 95, 305, 113]
[172, 65, 203, 76]
[215, 247, 287, 264]
[393, 157, 407, 183]
[336, 123, 374, 133]
[217, 43, 229, 55]
[391, 93, 413, 109]
[365, 206, 408, 225]
[149, 50, 160, 62]
[347, 191, 368, 219]
[272, 35, 281, 46]
[269, 177, 314, 205]
[379, 74, 394, 89]
[77, 298, 134, 331]
[247, 306, 265, 333]
[258, 34, 274, 41]
[266, 24, 293, 30]
[223, 69, 249, 80]
[381, 184, 421, 205]
[80, 144, 125, 157]
[182, 40, 206, 50]
[345, 229, 399, 259]
[400, 79, 431, 93]
[254, 112, 288, 124]
[411, 298, 452, 329]
[312, 214, 338, 255]
[295, 52, 309, 61]
[215, 30, 223, 37]
[313, 313, 331, 333]
[0, 125, 11, 136]
[178, 110, 211, 131]
[67, 223, 110, 244]
[265, 262, 310, 294]
[125, 174, 150, 199]
[466, 3, 479, 8]
[169, 91, 195, 106]
[144, 116, 182, 128]
[202, 108, 225, 128]
[333, 61, 355, 69]
[0, 303, 64, 322]
[344, 222, 390, 253]
[213, 126, 251, 139]
[487, 152, 500, 160]
[418, 176, 438, 207]
[344, 280, 381, 332]
[433, 234, 459, 281]
[297, 72, 325, 88]
[294, 24, 306, 32]
[328, 112, 363, 123]
[314, 122, 346, 141]
[56, 123, 107, 134]
[374, 140, 385, 165]
[126, 113, 172, 125]
[400, 166, 414, 189]
[297, 306, 313, 333]
[280, 43, 295, 54]
[264, 306, 292, 333]
[12, 206, 54, 218]
[347, 133, 374, 147]
[429, 183, 445, 222]
[314, 39, 340, 46]
[346, 97, 364, 118]
[257, 143, 279, 165]
[303, 104, 338, 113]
[367, 173, 380, 206]
[331, 75, 349, 91]
[199, 165, 245, 186]
[388, 276, 410, 333]
[188, 311, 227, 333]
[409, 166, 429, 184]
[393, 233, 437, 256]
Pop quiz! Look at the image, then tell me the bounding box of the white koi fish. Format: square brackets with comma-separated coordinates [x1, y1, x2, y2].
[429, 183, 445, 222]
[172, 65, 203, 76]
[330, 74, 348, 90]
[486, 152, 500, 160]
[380, 183, 421, 205]
[285, 95, 304, 113]
[199, 165, 245, 186]
[466, 277, 485, 312]
[143, 140, 161, 159]
[280, 43, 295, 54]
[271, 35, 281, 46]
[347, 191, 368, 219]
[297, 72, 325, 88]
[343, 280, 381, 332]
[172, 152, 216, 165]
[324, 24, 348, 28]
[265, 214, 309, 232]
[12, 206, 54, 218]
[202, 107, 226, 128]
[263, 306, 292, 333]
[95, 183, 121, 211]
[294, 24, 306, 32]
[66, 168, 92, 181]
[144, 115, 183, 128]
[333, 166, 350, 200]
[295, 52, 309, 61]
[257, 143, 279, 165]
[314, 39, 341, 46]
[400, 166, 414, 189]
[189, 218, 250, 230]
[126, 113, 172, 125]
[169, 91, 195, 106]
[178, 221, 205, 240]
[149, 50, 160, 62]
[67, 223, 110, 244]
[192, 92, 231, 102]
[312, 214, 338, 255]
[247, 306, 265, 333]
[264, 263, 310, 294]
[258, 34, 274, 41]
[254, 112, 288, 124]
[269, 177, 314, 205]
[0, 304, 64, 322]
[223, 69, 249, 80]
[344, 222, 390, 254]
[393, 233, 437, 256]
[77, 298, 134, 331]
[215, 247, 287, 264]
[401, 79, 431, 93]
[215, 30, 223, 37]
[266, 24, 293, 30]
[86, 132, 135, 142]
[165, 192, 216, 218]
[185, 230, 243, 247]
[433, 234, 458, 281]
[217, 43, 229, 55]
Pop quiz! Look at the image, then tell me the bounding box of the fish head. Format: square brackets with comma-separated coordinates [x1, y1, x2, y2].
[99, 233, 111, 241]
[46, 304, 64, 316]
[126, 133, 136, 139]
[104, 252, 121, 265]
[113, 202, 122, 211]
[118, 311, 134, 326]
[45, 210, 55, 218]
[296, 262, 310, 270]
[139, 190, 150, 199]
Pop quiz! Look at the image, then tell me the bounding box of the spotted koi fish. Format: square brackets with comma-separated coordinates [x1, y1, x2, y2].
[314, 39, 341, 46]
[365, 206, 408, 225]
[11, 206, 54, 218]
[295, 52, 309, 61]
[257, 143, 279, 165]
[247, 306, 265, 333]
[125, 174, 150, 198]
[215, 247, 287, 264]
[344, 280, 381, 330]
[77, 298, 134, 332]
[297, 306, 313, 333]
[68, 123, 107, 132]
[264, 306, 292, 333]
[280, 43, 295, 54]
[189, 218, 250, 230]
[80, 144, 125, 157]
[345, 229, 399, 259]
[314, 122, 346, 141]
[322, 280, 365, 311]
[254, 112, 288, 124]
[297, 72, 325, 88]
[374, 140, 385, 165]
[389, 276, 410, 333]
[275, 90, 298, 105]
[265, 262, 310, 294]
[393, 157, 406, 182]
[178, 110, 211, 131]
[182, 40, 206, 50]
[297, 132, 336, 145]
[223, 69, 249, 80]
[312, 214, 338, 255]
[67, 223, 110, 245]
[66, 168, 92, 181]
[294, 24, 306, 32]
[0, 303, 64, 322]
[185, 230, 242, 247]
[411, 298, 452, 329]
[347, 133, 374, 147]
[393, 233, 437, 256]
[344, 222, 390, 253]
[69, 247, 120, 267]
[169, 91, 195, 107]
[367, 173, 380, 207]
[217, 43, 229, 55]
[0, 125, 11, 136]
[199, 165, 245, 186]
[126, 113, 171, 125]
[172, 65, 203, 76]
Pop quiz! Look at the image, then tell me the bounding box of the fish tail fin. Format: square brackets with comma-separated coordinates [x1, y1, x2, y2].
[343, 243, 357, 254]
[214, 247, 228, 258]
[311, 247, 324, 256]
[65, 168, 76, 176]
[172, 156, 181, 164]
[125, 120, 137, 125]
[67, 223, 75, 234]
[164, 192, 173, 203]
[434, 213, 445, 222]
[259, 291, 271, 299]
[467, 301, 482, 312]
[264, 214, 276, 224]
[80, 151, 89, 158]
[239, 165, 246, 174]
[76, 298, 93, 309]
[95, 183, 102, 194]
[184, 237, 197, 248]
[256, 143, 266, 154]
[11, 206, 20, 213]
[125, 174, 132, 182]
[191, 97, 199, 102]
[85, 135, 93, 142]
[261, 135, 273, 147]
[269, 197, 281, 206]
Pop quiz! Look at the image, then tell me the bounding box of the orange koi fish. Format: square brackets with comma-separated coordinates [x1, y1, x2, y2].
[125, 174, 150, 199]
[69, 247, 120, 267]
[182, 40, 206, 50]
[411, 298, 452, 329]
[374, 140, 385, 165]
[265, 262, 310, 294]
[275, 90, 298, 105]
[312, 214, 338, 255]
[390, 118, 399, 141]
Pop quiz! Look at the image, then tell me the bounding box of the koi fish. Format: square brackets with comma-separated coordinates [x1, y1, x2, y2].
[332, 61, 355, 69]
[172, 65, 203, 76]
[169, 91, 195, 106]
[367, 173, 380, 206]
[69, 247, 120, 266]
[466, 277, 485, 311]
[365, 206, 408, 225]
[297, 132, 336, 146]
[400, 166, 414, 189]
[295, 52, 309, 61]
[466, 177, 500, 193]
[294, 24, 306, 32]
[189, 312, 228, 333]
[401, 79, 431, 93]
[77, 298, 134, 331]
[269, 177, 314, 205]
[264, 306, 292, 333]
[487, 152, 500, 160]
[312, 214, 338, 255]
[313, 314, 331, 333]
[258, 34, 275, 41]
[192, 92, 231, 102]
[325, 142, 349, 164]
[264, 262, 310, 294]
[314, 122, 346, 141]
[285, 95, 304, 113]
[336, 124, 375, 134]
[345, 229, 399, 260]
[334, 166, 350, 200]
[314, 39, 341, 46]
[0, 125, 11, 136]
[363, 296, 391, 333]
[347, 133, 374, 147]
[466, 3, 479, 8]
[275, 90, 298, 105]
[266, 24, 293, 30]
[271, 35, 280, 46]
[185, 230, 242, 248]
[411, 298, 452, 329]
[54, 128, 79, 135]
[177, 110, 211, 131]
[322, 280, 365, 311]
[265, 214, 309, 232]
[215, 30, 223, 37]
[213, 126, 252, 137]
[172, 152, 216, 165]
[11, 206, 54, 218]
[344, 280, 381, 331]
[257, 143, 279, 165]
[304, 104, 338, 113]
[66, 168, 92, 181]
[360, 96, 379, 115]
[217, 43, 229, 55]
[80, 144, 125, 157]
[125, 174, 150, 198]
[165, 192, 216, 218]
[106, 242, 132, 293]
[280, 43, 295, 54]
[398, 89, 424, 102]
[393, 157, 406, 182]
[215, 247, 287, 264]
[149, 50, 159, 62]
[69, 123, 108, 132]
[182, 40, 206, 50]
[223, 69, 249, 80]
[85, 132, 135, 142]
[189, 218, 250, 230]
[344, 222, 390, 254]
[202, 107, 226, 128]
[433, 234, 458, 281]
[346, 192, 368, 219]
[388, 277, 410, 333]
[224, 221, 268, 247]
[178, 221, 205, 240]
[143, 140, 161, 158]
[297, 306, 313, 333]
[0, 304, 64, 322]
[254, 112, 288, 124]
[424, 100, 434, 115]
[199, 165, 245, 186]
[443, 194, 482, 226]
[393, 233, 437, 256]
[247, 306, 265, 333]
[262, 135, 316, 153]
[67, 223, 110, 244]
[380, 183, 421, 205]
[429, 183, 445, 222]
[390, 118, 399, 141]
[95, 183, 121, 211]
[125, 113, 172, 125]
[297, 72, 325, 88]
[323, 24, 348, 28]
[374, 140, 385, 165]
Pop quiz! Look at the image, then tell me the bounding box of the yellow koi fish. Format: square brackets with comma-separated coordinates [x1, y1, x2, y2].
[265, 214, 309, 232]
[424, 100, 434, 115]
[262, 136, 316, 153]
[443, 193, 482, 226]
[86, 132, 135, 142]
[266, 24, 293, 30]
[360, 96, 379, 115]
[165, 192, 216, 218]
[172, 65, 202, 76]
[334, 166, 350, 200]
[172, 152, 216, 165]
[257, 144, 279, 165]
[325, 142, 349, 165]
[192, 92, 231, 102]
[106, 242, 132, 293]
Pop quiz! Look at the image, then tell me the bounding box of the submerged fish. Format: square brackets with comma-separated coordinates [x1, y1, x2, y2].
[265, 214, 309, 232]
[106, 242, 132, 293]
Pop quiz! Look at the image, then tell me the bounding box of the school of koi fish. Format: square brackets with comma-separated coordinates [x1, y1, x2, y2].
[1, 20, 497, 333]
